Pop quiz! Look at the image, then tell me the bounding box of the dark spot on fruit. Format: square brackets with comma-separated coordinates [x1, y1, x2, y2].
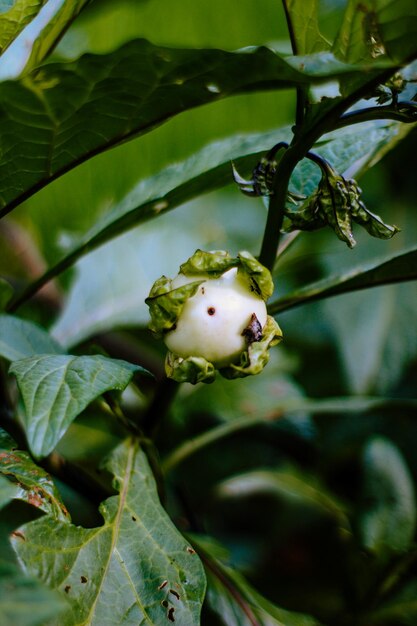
[242, 313, 263, 344]
[158, 580, 168, 590]
[161, 600, 169, 608]
[132, 516, 137, 522]
[186, 547, 196, 555]
[64, 585, 71, 594]
[207, 307, 216, 316]
[80, 576, 88, 584]
[168, 607, 175, 622]
[170, 589, 180, 600]
[201, 286, 205, 294]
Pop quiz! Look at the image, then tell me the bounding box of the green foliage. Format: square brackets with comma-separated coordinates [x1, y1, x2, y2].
[10, 354, 146, 457]
[0, 1, 416, 625]
[0, 560, 66, 626]
[13, 438, 206, 626]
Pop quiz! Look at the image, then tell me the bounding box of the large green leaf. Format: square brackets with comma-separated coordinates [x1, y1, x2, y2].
[0, 38, 404, 219]
[333, 0, 417, 63]
[0, 313, 63, 361]
[12, 438, 206, 626]
[359, 437, 416, 556]
[0, 0, 91, 79]
[269, 245, 417, 314]
[284, 0, 330, 54]
[13, 118, 407, 342]
[0, 0, 46, 55]
[0, 560, 67, 626]
[9, 354, 145, 457]
[193, 535, 321, 626]
[0, 429, 69, 520]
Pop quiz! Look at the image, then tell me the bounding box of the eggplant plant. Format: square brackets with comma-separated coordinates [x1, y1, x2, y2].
[0, 1, 416, 625]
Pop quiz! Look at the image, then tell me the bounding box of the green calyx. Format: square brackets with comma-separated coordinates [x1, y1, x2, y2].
[165, 315, 282, 384]
[146, 249, 274, 337]
[145, 276, 204, 336]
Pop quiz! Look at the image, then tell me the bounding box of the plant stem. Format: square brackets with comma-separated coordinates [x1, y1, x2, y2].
[141, 376, 179, 437]
[281, 0, 306, 130]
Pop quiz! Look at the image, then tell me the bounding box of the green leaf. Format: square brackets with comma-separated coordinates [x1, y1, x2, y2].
[0, 0, 46, 55]
[284, 0, 330, 54]
[217, 468, 349, 529]
[192, 535, 321, 626]
[0, 37, 407, 219]
[0, 313, 63, 361]
[0, 560, 67, 626]
[146, 277, 204, 335]
[15, 117, 407, 330]
[0, 0, 91, 79]
[333, 0, 417, 63]
[166, 352, 216, 385]
[0, 40, 350, 218]
[360, 437, 416, 556]
[0, 429, 70, 520]
[0, 278, 13, 310]
[12, 438, 206, 626]
[9, 354, 144, 458]
[269, 244, 417, 314]
[0, 473, 18, 510]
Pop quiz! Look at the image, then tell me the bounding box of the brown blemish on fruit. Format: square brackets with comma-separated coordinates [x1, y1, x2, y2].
[207, 307, 216, 316]
[241, 313, 263, 344]
[158, 580, 168, 590]
[64, 585, 71, 594]
[186, 547, 196, 555]
[80, 576, 88, 584]
[11, 530, 25, 541]
[170, 589, 180, 600]
[167, 607, 175, 622]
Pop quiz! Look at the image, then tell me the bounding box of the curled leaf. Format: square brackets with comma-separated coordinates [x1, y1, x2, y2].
[237, 250, 274, 300]
[145, 278, 203, 336]
[179, 249, 238, 277]
[347, 180, 400, 239]
[165, 352, 216, 384]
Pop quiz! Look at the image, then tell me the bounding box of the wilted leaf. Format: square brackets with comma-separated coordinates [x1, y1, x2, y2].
[9, 354, 146, 457]
[360, 437, 416, 556]
[12, 438, 206, 626]
[0, 560, 67, 626]
[0, 429, 69, 520]
[333, 0, 417, 63]
[0, 313, 63, 361]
